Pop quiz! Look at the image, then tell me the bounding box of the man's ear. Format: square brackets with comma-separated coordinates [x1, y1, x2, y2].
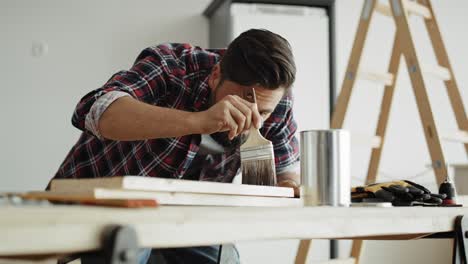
[208, 64, 221, 91]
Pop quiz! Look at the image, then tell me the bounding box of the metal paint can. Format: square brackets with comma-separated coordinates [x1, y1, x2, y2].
[300, 130, 350, 207]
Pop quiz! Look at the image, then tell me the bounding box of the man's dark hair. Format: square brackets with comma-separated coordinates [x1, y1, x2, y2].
[220, 29, 296, 90]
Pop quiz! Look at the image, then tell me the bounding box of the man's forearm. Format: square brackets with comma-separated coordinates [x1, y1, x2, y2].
[98, 96, 202, 141]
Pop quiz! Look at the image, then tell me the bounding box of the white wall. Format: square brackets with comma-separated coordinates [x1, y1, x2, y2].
[1, 0, 467, 263]
[0, 0, 210, 191]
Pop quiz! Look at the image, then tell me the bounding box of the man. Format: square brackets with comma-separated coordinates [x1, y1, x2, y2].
[50, 29, 300, 264]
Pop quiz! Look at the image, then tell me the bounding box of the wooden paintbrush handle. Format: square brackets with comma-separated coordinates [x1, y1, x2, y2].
[243, 87, 262, 138]
[240, 87, 271, 145]
[243, 87, 257, 104]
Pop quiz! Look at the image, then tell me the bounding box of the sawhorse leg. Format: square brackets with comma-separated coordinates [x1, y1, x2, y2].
[453, 216, 468, 264]
[426, 215, 468, 264]
[295, 240, 312, 264]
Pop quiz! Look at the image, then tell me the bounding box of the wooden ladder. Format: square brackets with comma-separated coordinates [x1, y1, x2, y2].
[295, 0, 468, 263]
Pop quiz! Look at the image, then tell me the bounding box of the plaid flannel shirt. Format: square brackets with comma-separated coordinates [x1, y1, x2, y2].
[52, 43, 299, 183]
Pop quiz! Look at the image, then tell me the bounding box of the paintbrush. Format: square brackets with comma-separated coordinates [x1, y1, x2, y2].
[240, 88, 277, 186]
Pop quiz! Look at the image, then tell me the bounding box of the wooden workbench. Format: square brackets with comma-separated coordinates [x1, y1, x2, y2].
[1, 204, 467, 257]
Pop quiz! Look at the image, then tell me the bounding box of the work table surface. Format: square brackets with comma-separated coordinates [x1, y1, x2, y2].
[1, 205, 467, 256]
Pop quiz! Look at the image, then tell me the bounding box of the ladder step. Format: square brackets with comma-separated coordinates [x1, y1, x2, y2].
[357, 71, 394, 85]
[371, 135, 382, 148]
[352, 133, 382, 149]
[423, 64, 451, 80]
[375, 2, 393, 17]
[405, 0, 432, 19]
[375, 0, 432, 19]
[441, 130, 468, 143]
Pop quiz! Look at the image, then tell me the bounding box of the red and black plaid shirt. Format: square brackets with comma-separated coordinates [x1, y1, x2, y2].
[52, 43, 299, 184]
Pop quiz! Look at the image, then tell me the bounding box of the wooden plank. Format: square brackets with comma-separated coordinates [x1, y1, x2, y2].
[350, 240, 363, 264]
[391, 0, 448, 185]
[25, 190, 302, 207]
[50, 176, 294, 198]
[295, 240, 311, 264]
[1, 206, 466, 256]
[420, 0, 468, 156]
[331, 0, 377, 128]
[366, 33, 402, 184]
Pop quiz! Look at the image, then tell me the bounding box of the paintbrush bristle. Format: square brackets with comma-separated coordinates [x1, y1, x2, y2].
[241, 158, 276, 186]
[241, 143, 276, 186]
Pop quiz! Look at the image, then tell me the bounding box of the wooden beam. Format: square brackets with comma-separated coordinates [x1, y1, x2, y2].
[295, 240, 311, 264]
[350, 240, 363, 264]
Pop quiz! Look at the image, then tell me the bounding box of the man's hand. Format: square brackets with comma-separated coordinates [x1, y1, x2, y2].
[195, 95, 263, 140]
[277, 171, 300, 197]
[278, 173, 300, 197]
[278, 179, 300, 198]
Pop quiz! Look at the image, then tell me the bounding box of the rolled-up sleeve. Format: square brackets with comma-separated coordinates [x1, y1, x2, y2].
[84, 91, 131, 139]
[72, 47, 170, 135]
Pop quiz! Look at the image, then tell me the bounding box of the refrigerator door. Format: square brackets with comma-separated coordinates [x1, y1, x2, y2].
[230, 3, 330, 134]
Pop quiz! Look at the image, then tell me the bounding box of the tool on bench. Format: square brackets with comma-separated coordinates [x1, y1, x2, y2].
[240, 88, 276, 186]
[439, 176, 461, 207]
[352, 180, 445, 206]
